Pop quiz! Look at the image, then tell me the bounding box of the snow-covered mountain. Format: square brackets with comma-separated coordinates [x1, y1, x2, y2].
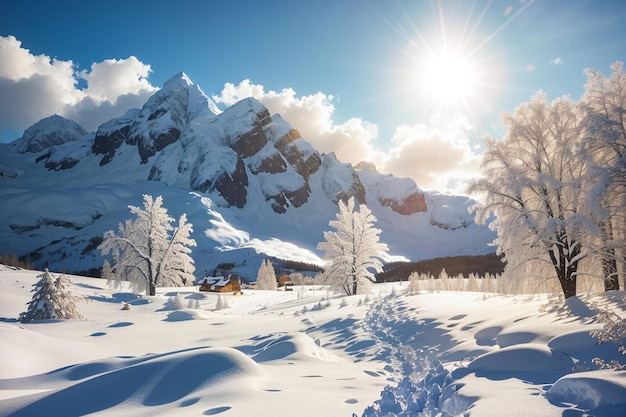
[13, 114, 87, 154]
[0, 72, 495, 279]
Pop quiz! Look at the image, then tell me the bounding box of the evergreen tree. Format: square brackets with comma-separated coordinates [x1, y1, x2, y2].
[408, 272, 420, 295]
[99, 195, 196, 296]
[318, 197, 389, 295]
[256, 259, 277, 290]
[19, 269, 83, 322]
[215, 294, 229, 310]
[165, 293, 185, 310]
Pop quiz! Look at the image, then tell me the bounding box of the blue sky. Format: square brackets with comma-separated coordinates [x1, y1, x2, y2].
[2, 0, 626, 192]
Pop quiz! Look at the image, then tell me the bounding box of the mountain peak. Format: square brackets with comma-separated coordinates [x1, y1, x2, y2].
[13, 114, 87, 153]
[355, 161, 380, 174]
[158, 72, 221, 118]
[162, 71, 194, 91]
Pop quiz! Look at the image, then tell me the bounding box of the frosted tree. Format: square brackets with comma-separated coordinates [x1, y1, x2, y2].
[165, 293, 185, 310]
[468, 93, 595, 299]
[318, 197, 388, 296]
[289, 272, 304, 286]
[187, 298, 201, 309]
[591, 309, 626, 369]
[102, 259, 114, 287]
[408, 272, 420, 295]
[215, 294, 229, 310]
[581, 61, 626, 291]
[99, 194, 196, 296]
[256, 259, 277, 290]
[466, 273, 480, 292]
[19, 269, 83, 322]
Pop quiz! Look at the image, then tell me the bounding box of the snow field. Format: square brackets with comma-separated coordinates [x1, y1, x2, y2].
[0, 267, 625, 416]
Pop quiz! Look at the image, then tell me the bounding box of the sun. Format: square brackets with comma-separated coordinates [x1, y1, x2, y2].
[420, 52, 476, 104]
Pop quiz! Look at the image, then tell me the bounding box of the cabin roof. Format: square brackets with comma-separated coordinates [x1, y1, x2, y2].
[211, 277, 231, 287]
[199, 276, 231, 287]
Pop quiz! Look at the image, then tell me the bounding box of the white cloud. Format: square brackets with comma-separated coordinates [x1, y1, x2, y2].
[213, 79, 481, 194]
[0, 35, 157, 135]
[79, 57, 155, 103]
[380, 115, 482, 194]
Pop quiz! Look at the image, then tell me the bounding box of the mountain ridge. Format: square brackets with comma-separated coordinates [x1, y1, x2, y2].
[0, 72, 495, 279]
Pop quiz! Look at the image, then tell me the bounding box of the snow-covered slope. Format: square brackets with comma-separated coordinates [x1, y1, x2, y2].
[1, 268, 624, 416]
[0, 72, 495, 279]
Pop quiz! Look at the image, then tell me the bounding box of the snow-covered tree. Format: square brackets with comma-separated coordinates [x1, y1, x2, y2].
[187, 298, 201, 309]
[255, 259, 277, 290]
[165, 293, 186, 310]
[215, 294, 229, 310]
[99, 194, 196, 296]
[101, 259, 114, 285]
[468, 93, 594, 299]
[318, 197, 389, 296]
[289, 272, 304, 285]
[590, 298, 626, 369]
[582, 61, 626, 291]
[408, 272, 420, 295]
[19, 269, 83, 322]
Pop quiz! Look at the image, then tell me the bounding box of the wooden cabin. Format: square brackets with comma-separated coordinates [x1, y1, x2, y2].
[198, 276, 241, 293]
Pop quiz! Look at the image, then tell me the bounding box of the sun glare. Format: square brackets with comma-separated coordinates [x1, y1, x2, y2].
[421, 52, 476, 104]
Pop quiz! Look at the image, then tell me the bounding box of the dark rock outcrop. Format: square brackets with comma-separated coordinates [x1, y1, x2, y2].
[92, 116, 134, 166]
[137, 127, 181, 164]
[251, 151, 287, 175]
[380, 191, 428, 215]
[213, 157, 248, 208]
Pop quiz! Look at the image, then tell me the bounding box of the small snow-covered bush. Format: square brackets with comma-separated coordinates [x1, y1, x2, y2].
[591, 301, 626, 369]
[311, 301, 325, 311]
[165, 293, 186, 310]
[215, 294, 229, 311]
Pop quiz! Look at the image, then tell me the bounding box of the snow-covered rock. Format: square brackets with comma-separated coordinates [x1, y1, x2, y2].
[13, 114, 87, 154]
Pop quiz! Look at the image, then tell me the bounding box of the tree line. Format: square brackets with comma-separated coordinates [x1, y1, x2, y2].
[376, 253, 505, 283]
